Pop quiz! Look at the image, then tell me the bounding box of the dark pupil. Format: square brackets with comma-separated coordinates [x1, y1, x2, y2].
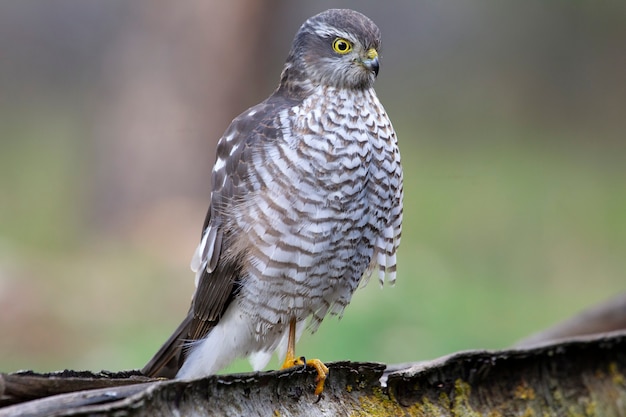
[337, 41, 347, 51]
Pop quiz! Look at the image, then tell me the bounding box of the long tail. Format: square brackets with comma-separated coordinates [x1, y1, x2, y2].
[142, 250, 241, 378]
[142, 309, 194, 378]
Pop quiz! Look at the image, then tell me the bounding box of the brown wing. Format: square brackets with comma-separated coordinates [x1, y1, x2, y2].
[142, 92, 297, 378]
[140, 254, 243, 378]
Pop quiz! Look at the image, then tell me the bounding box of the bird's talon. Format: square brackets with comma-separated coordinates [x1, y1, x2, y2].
[306, 359, 329, 396]
[313, 378, 326, 397]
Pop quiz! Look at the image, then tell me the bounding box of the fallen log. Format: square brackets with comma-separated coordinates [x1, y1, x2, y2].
[1, 330, 625, 416]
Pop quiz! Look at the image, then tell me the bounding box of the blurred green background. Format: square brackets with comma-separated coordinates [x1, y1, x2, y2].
[0, 1, 624, 375]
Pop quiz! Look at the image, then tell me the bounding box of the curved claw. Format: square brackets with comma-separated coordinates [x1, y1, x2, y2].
[281, 356, 329, 397]
[280, 318, 330, 396]
[306, 358, 329, 396]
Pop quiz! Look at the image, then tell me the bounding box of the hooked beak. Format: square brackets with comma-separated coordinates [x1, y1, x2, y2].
[362, 48, 379, 77]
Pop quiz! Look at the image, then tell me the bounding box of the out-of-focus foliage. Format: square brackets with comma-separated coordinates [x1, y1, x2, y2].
[0, 1, 624, 374]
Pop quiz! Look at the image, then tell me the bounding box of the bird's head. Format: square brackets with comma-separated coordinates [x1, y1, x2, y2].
[281, 9, 382, 91]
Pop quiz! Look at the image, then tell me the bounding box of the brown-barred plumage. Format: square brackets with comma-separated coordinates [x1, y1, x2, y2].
[143, 8, 403, 381]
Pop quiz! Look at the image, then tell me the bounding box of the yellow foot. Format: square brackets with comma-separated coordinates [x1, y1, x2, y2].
[306, 358, 329, 396]
[281, 355, 306, 369]
[281, 356, 329, 396]
[280, 318, 329, 396]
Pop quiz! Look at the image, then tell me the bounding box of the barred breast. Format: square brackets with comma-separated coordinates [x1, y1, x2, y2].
[231, 85, 403, 348]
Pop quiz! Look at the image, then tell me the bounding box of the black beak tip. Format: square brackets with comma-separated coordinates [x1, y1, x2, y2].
[364, 57, 379, 77]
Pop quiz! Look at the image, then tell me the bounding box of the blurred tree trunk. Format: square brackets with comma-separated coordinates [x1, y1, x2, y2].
[90, 1, 280, 249]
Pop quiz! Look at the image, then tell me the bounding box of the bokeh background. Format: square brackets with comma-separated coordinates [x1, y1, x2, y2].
[1, 1, 624, 375]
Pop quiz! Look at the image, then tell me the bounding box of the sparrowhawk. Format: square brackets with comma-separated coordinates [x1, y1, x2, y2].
[142, 9, 403, 395]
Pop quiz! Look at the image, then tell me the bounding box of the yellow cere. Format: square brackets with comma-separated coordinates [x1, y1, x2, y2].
[366, 48, 378, 60]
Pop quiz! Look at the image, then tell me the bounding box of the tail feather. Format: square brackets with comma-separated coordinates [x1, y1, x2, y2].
[142, 310, 193, 378]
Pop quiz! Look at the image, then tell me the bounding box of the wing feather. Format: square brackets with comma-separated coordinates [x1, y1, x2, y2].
[143, 92, 296, 377]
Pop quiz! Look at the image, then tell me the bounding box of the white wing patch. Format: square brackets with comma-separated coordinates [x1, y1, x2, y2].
[191, 224, 222, 287]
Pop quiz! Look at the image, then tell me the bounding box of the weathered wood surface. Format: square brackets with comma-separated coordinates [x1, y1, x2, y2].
[2, 331, 626, 416]
[0, 370, 151, 408]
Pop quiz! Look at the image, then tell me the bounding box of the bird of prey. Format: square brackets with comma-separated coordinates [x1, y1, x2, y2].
[142, 8, 403, 396]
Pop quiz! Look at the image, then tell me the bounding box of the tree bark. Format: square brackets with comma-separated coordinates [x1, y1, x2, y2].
[2, 331, 626, 416]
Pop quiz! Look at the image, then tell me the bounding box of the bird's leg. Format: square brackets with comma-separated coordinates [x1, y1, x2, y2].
[281, 317, 305, 368]
[280, 318, 329, 396]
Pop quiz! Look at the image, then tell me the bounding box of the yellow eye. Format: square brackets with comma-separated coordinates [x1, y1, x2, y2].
[332, 38, 353, 54]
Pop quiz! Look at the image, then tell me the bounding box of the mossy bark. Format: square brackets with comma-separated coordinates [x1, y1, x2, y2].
[2, 332, 625, 416]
